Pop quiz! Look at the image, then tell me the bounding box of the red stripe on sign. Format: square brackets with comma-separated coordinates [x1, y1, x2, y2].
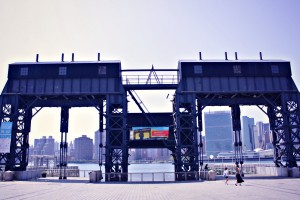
[151, 130, 169, 137]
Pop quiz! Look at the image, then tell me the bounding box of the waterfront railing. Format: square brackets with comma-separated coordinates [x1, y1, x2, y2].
[3, 163, 297, 182]
[42, 163, 275, 182]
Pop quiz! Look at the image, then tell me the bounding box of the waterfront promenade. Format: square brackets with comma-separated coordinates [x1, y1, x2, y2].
[1, 175, 299, 200]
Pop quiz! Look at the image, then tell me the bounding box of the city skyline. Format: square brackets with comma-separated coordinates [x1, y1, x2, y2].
[29, 116, 273, 164]
[29, 114, 270, 146]
[30, 134, 171, 162]
[1, 1, 300, 145]
[30, 113, 271, 153]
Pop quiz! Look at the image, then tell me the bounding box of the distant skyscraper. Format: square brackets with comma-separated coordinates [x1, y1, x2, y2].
[54, 141, 60, 157]
[94, 131, 100, 160]
[262, 123, 271, 149]
[252, 125, 260, 149]
[256, 121, 264, 148]
[144, 148, 170, 161]
[204, 111, 233, 157]
[68, 141, 74, 160]
[33, 136, 55, 155]
[241, 116, 255, 151]
[74, 135, 93, 161]
[201, 135, 206, 155]
[156, 148, 170, 161]
[94, 130, 106, 161]
[130, 148, 170, 161]
[134, 149, 148, 160]
[252, 122, 271, 150]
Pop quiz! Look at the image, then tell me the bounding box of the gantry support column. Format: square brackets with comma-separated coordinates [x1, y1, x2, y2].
[0, 95, 17, 171]
[267, 104, 282, 167]
[267, 93, 300, 167]
[173, 93, 199, 181]
[0, 95, 32, 171]
[105, 94, 128, 182]
[196, 99, 204, 170]
[231, 105, 244, 168]
[98, 100, 104, 177]
[17, 107, 32, 171]
[59, 106, 69, 179]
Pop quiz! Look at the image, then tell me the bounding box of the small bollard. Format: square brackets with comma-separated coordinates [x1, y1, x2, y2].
[208, 170, 216, 181]
[3, 171, 14, 181]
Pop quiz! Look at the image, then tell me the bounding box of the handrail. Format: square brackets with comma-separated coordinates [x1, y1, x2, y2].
[123, 75, 178, 85]
[41, 163, 275, 182]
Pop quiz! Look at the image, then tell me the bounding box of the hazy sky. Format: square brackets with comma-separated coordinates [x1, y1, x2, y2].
[1, 0, 300, 145]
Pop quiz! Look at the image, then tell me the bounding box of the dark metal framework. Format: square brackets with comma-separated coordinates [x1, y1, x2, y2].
[0, 55, 299, 182]
[231, 105, 244, 169]
[172, 94, 199, 180]
[59, 106, 69, 179]
[267, 93, 300, 167]
[176, 58, 300, 171]
[0, 95, 33, 171]
[194, 92, 300, 169]
[105, 94, 128, 181]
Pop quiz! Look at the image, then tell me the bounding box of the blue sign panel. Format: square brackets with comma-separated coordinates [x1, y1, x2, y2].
[0, 122, 13, 153]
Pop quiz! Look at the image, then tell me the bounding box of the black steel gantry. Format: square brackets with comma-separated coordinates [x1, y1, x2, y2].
[0, 52, 299, 182]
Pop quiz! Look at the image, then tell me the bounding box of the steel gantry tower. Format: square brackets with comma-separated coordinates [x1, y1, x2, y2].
[176, 53, 300, 171]
[0, 52, 299, 182]
[0, 55, 128, 181]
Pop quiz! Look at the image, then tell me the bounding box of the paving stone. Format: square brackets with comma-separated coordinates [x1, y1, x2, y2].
[0, 176, 299, 200]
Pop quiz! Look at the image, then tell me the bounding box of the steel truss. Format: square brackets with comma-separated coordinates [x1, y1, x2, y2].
[0, 94, 108, 176]
[105, 94, 128, 181]
[196, 92, 300, 170]
[173, 94, 199, 181]
[1, 61, 299, 182]
[267, 93, 300, 167]
[0, 95, 32, 171]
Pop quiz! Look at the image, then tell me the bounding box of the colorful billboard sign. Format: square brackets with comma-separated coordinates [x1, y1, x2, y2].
[0, 122, 13, 153]
[130, 127, 169, 140]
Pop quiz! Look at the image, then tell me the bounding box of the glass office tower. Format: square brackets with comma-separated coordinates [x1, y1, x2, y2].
[204, 111, 233, 157]
[241, 116, 255, 151]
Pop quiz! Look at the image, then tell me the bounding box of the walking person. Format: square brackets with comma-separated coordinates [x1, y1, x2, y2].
[223, 167, 229, 185]
[235, 165, 244, 186]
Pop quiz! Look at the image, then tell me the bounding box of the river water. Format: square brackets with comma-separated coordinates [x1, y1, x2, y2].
[68, 163, 174, 173]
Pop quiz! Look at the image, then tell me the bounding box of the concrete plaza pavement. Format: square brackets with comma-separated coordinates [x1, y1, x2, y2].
[1, 176, 300, 200]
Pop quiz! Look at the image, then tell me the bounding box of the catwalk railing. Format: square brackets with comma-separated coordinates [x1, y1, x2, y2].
[122, 74, 178, 85]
